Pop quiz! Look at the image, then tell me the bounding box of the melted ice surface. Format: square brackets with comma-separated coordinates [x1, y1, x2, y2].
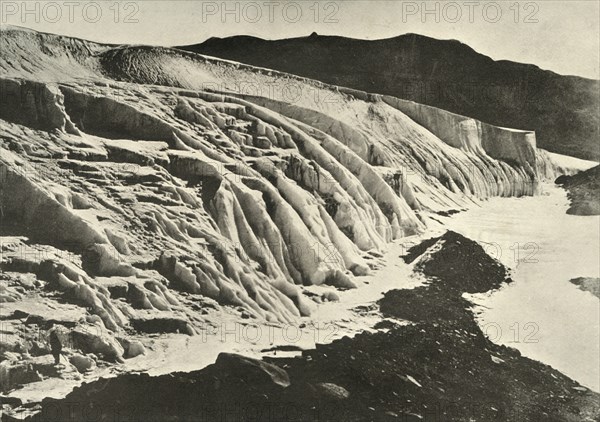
[443, 184, 600, 391]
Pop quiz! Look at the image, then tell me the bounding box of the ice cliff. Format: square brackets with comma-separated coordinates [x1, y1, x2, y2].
[183, 32, 600, 162]
[0, 26, 587, 334]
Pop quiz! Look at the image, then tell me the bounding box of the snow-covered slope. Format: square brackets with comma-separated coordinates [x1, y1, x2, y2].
[0, 26, 589, 333]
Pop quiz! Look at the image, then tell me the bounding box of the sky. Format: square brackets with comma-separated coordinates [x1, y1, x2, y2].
[1, 0, 599, 79]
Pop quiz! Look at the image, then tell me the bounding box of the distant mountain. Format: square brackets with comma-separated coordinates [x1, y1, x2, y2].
[179, 33, 600, 161]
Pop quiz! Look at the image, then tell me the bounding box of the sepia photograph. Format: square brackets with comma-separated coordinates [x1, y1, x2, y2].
[0, 1, 599, 421]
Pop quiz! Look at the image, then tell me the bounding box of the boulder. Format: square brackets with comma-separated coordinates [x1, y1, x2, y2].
[314, 382, 351, 400]
[70, 325, 124, 362]
[69, 353, 96, 373]
[125, 341, 146, 358]
[213, 353, 290, 388]
[116, 337, 146, 359]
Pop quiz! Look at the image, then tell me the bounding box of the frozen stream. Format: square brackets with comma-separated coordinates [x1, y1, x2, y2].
[440, 184, 600, 391]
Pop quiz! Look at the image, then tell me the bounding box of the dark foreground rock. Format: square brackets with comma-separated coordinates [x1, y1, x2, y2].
[556, 166, 600, 215]
[16, 232, 599, 422]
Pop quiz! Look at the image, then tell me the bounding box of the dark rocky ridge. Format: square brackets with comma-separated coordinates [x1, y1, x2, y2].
[556, 165, 600, 215]
[20, 232, 599, 422]
[569, 277, 600, 299]
[179, 33, 600, 161]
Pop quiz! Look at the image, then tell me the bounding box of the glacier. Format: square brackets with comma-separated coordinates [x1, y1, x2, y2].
[0, 25, 594, 343]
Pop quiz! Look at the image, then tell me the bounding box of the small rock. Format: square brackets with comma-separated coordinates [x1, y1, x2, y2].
[491, 355, 505, 364]
[69, 353, 96, 373]
[314, 382, 350, 400]
[117, 338, 146, 359]
[321, 291, 340, 302]
[71, 325, 124, 362]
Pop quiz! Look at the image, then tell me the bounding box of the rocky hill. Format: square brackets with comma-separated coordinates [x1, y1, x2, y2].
[556, 165, 600, 215]
[180, 33, 600, 161]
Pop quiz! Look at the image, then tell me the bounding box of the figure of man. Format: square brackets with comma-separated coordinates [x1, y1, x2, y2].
[47, 324, 62, 365]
